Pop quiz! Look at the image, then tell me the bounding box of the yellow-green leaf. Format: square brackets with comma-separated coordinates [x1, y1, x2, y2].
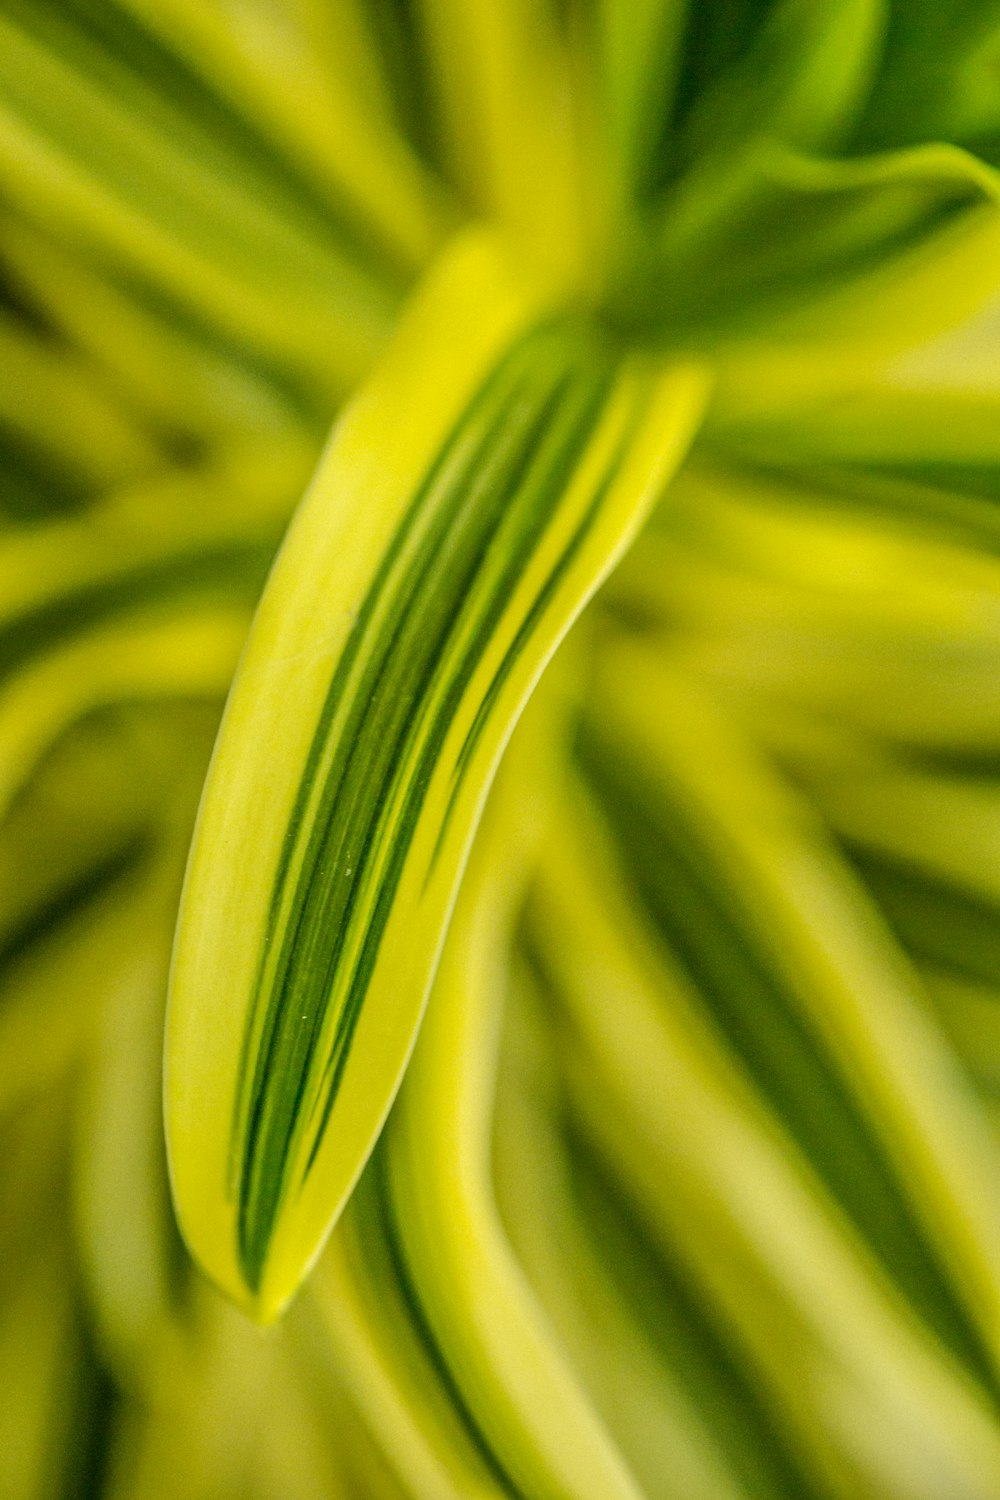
[165, 228, 708, 1318]
[376, 667, 644, 1500]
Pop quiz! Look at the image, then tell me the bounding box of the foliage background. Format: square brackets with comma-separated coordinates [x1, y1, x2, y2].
[7, 3, 1000, 1497]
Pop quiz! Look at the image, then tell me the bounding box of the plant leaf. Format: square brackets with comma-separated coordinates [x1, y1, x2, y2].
[375, 667, 645, 1500]
[0, 1, 401, 399]
[529, 792, 1000, 1497]
[579, 643, 1000, 1394]
[165, 228, 708, 1318]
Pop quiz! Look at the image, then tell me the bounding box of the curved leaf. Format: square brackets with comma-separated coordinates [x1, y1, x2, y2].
[529, 786, 1000, 1498]
[376, 674, 644, 1500]
[0, 2, 400, 399]
[165, 229, 708, 1318]
[579, 644, 1000, 1393]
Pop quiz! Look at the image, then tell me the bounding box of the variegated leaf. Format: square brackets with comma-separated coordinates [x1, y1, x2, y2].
[165, 228, 708, 1317]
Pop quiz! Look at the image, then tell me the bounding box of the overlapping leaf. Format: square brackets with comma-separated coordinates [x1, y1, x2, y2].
[8, 4, 1000, 1499]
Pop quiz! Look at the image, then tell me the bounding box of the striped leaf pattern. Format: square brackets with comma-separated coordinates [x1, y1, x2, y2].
[11, 3, 1000, 1497]
[166, 230, 708, 1317]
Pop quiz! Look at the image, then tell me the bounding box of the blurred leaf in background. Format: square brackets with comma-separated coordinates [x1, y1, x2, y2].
[7, 2, 1000, 1497]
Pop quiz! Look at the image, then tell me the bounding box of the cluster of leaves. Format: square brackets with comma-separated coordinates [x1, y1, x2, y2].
[7, 2, 1000, 1497]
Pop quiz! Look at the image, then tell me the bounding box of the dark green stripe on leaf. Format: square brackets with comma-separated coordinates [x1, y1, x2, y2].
[428, 404, 640, 877]
[233, 319, 621, 1290]
[359, 1140, 529, 1498]
[849, 845, 1000, 992]
[577, 726, 1000, 1400]
[0, 544, 271, 684]
[564, 1115, 832, 1500]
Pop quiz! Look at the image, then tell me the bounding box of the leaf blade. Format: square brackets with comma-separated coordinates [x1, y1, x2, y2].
[165, 229, 708, 1316]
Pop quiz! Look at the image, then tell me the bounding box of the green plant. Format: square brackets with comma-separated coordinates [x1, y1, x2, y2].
[6, 3, 1000, 1496]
